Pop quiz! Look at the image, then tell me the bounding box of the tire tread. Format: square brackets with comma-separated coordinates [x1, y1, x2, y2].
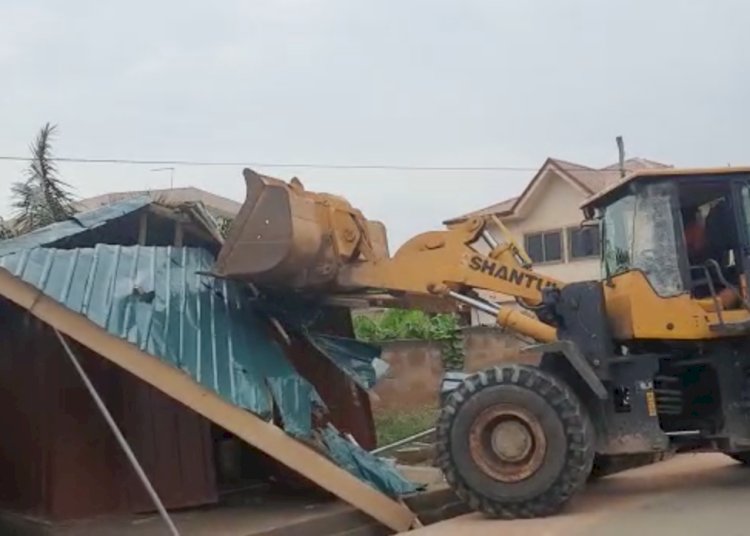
[436, 364, 595, 519]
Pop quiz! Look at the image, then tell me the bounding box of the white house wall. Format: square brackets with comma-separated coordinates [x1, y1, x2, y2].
[471, 171, 600, 325]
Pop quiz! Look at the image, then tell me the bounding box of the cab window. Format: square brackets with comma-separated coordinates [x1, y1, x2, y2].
[602, 182, 684, 297]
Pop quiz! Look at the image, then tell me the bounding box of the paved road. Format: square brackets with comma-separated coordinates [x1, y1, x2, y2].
[413, 453, 750, 536]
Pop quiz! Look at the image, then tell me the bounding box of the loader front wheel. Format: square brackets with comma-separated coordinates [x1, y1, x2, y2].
[436, 364, 594, 519]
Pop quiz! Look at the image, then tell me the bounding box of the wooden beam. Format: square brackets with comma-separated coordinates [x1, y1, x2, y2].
[138, 211, 149, 245]
[174, 222, 184, 247]
[0, 268, 417, 533]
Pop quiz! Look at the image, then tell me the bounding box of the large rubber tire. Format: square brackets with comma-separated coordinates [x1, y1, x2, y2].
[436, 364, 595, 519]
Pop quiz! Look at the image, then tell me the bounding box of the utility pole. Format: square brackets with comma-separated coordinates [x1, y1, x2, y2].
[151, 167, 176, 189]
[616, 136, 626, 178]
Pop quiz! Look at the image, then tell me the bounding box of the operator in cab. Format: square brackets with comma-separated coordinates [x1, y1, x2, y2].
[683, 205, 739, 310]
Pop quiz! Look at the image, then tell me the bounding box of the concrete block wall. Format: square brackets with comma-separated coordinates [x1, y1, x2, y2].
[372, 340, 445, 411]
[461, 326, 540, 372]
[371, 328, 541, 412]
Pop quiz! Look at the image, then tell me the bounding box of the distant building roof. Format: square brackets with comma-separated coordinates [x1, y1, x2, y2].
[582, 165, 750, 211]
[445, 156, 671, 224]
[76, 187, 242, 221]
[0, 196, 224, 258]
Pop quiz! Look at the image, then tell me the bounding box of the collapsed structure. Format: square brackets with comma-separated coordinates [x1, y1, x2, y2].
[0, 196, 418, 532]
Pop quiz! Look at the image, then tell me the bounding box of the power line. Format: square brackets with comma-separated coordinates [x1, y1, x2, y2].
[0, 154, 648, 173]
[0, 155, 539, 171]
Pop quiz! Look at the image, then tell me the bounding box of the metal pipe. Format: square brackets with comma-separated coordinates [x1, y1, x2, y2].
[371, 428, 436, 455]
[55, 330, 181, 536]
[448, 290, 500, 316]
[481, 230, 499, 249]
[448, 291, 557, 342]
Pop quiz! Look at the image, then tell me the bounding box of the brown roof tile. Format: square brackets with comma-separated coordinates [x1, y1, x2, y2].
[444, 156, 671, 224]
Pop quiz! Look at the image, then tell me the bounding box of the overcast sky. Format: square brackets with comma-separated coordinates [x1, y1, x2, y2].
[1, 1, 749, 247]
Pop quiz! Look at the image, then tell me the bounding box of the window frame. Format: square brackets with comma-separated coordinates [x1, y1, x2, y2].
[524, 229, 564, 264]
[567, 225, 601, 260]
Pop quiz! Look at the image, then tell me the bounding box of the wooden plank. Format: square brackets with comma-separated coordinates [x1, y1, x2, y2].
[174, 222, 184, 248]
[0, 268, 417, 533]
[138, 212, 149, 245]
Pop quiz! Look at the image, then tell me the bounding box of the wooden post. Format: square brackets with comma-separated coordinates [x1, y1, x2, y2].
[174, 222, 184, 247]
[616, 136, 626, 178]
[138, 212, 149, 245]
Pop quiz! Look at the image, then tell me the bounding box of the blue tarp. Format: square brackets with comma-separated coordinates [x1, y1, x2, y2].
[307, 334, 388, 390]
[322, 425, 421, 496]
[253, 294, 390, 390]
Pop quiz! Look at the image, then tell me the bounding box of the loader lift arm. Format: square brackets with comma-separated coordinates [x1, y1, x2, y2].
[214, 169, 559, 343]
[214, 168, 613, 522]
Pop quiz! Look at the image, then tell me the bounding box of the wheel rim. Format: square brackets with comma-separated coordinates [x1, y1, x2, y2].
[468, 404, 547, 483]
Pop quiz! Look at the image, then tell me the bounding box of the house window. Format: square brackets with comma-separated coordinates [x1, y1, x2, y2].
[525, 230, 562, 263]
[568, 226, 600, 259]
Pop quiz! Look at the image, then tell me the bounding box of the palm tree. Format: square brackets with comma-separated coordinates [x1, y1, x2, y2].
[0, 218, 14, 239]
[11, 123, 75, 233]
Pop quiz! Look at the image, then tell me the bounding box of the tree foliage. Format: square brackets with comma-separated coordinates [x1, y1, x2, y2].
[11, 123, 76, 234]
[0, 218, 14, 239]
[353, 309, 455, 341]
[218, 216, 233, 238]
[353, 309, 464, 369]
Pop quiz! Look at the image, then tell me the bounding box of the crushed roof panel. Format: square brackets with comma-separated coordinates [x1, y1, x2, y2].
[0, 197, 152, 257]
[0, 243, 417, 496]
[76, 187, 242, 220]
[0, 244, 316, 437]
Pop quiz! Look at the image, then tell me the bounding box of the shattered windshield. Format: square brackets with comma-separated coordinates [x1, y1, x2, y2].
[602, 182, 684, 297]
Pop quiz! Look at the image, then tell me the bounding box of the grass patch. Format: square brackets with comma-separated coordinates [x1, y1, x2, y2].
[374, 407, 439, 447]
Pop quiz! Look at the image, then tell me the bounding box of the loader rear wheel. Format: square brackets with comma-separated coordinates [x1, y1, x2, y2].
[436, 364, 594, 519]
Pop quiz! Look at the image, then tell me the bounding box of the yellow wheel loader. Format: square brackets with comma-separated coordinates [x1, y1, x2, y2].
[215, 167, 750, 519]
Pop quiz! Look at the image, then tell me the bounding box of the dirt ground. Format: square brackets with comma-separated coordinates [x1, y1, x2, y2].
[411, 453, 750, 536]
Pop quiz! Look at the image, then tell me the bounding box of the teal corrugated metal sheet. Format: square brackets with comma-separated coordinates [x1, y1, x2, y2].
[0, 244, 314, 437]
[0, 197, 152, 257]
[0, 242, 418, 496]
[306, 334, 386, 389]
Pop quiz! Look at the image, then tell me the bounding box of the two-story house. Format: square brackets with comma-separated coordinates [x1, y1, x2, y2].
[445, 157, 670, 324]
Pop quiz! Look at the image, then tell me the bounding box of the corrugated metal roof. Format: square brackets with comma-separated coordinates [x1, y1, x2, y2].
[0, 197, 152, 257]
[0, 244, 315, 437]
[0, 243, 418, 495]
[0, 196, 419, 496]
[76, 187, 242, 221]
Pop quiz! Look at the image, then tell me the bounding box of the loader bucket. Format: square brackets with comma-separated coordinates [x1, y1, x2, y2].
[214, 169, 388, 289]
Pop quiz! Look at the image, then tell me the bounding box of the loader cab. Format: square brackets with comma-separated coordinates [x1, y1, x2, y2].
[581, 168, 750, 341]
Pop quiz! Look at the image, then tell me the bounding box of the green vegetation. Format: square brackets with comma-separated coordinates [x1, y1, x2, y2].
[11, 123, 76, 235]
[353, 309, 464, 369]
[374, 407, 438, 447]
[0, 218, 14, 239]
[218, 216, 233, 238]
